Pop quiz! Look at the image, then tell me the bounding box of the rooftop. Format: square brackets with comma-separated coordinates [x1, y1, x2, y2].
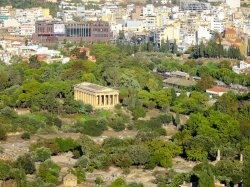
[163, 77, 196, 87]
[225, 28, 236, 35]
[206, 87, 227, 93]
[171, 71, 190, 77]
[74, 82, 118, 94]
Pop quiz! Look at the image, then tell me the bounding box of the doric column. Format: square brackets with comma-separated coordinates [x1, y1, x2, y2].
[104, 95, 106, 106]
[116, 94, 119, 105]
[86, 93, 88, 104]
[83, 92, 85, 103]
[75, 90, 77, 100]
[90, 94, 92, 105]
[93, 95, 95, 106]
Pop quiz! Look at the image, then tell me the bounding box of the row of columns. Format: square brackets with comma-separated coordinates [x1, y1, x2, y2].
[74, 89, 119, 108]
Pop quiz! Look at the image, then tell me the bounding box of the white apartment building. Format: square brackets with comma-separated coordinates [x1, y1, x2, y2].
[123, 20, 143, 32]
[19, 24, 35, 36]
[0, 7, 11, 16]
[232, 61, 250, 74]
[143, 16, 157, 30]
[2, 19, 20, 28]
[210, 18, 225, 33]
[225, 0, 240, 8]
[183, 33, 196, 46]
[197, 26, 212, 43]
[143, 4, 155, 17]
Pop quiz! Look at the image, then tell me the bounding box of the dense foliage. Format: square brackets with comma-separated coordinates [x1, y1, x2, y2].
[0, 43, 249, 186]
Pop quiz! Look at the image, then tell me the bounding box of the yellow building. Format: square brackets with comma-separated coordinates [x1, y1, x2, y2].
[43, 9, 50, 17]
[74, 82, 119, 109]
[160, 22, 181, 43]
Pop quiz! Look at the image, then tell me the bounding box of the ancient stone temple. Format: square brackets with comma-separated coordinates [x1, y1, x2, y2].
[63, 173, 77, 187]
[74, 82, 119, 109]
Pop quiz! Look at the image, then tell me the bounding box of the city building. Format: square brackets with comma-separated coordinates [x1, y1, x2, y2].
[74, 82, 119, 109]
[225, 0, 240, 8]
[32, 21, 113, 43]
[180, 1, 211, 11]
[232, 60, 250, 74]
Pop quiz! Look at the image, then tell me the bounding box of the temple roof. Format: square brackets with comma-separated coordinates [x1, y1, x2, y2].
[74, 82, 119, 94]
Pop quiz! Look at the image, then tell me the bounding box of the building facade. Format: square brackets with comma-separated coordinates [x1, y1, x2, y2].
[32, 20, 113, 43]
[74, 82, 119, 109]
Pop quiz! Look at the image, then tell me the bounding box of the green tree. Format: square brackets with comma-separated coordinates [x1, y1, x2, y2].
[0, 160, 13, 180]
[128, 145, 150, 165]
[32, 147, 51, 162]
[195, 160, 215, 187]
[215, 92, 238, 116]
[37, 160, 60, 184]
[16, 153, 36, 174]
[196, 74, 215, 91]
[243, 146, 250, 186]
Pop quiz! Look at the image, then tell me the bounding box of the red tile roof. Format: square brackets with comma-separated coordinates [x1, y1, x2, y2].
[225, 28, 236, 35]
[231, 43, 240, 47]
[207, 87, 226, 93]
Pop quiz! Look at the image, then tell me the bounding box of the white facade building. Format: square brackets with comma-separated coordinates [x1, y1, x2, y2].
[225, 0, 240, 8]
[232, 61, 250, 74]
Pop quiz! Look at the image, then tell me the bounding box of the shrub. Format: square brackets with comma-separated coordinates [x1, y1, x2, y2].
[21, 132, 30, 140]
[37, 160, 60, 184]
[53, 138, 79, 152]
[135, 118, 166, 136]
[95, 176, 104, 185]
[0, 160, 13, 180]
[109, 116, 125, 132]
[135, 129, 159, 142]
[32, 147, 51, 162]
[132, 106, 146, 120]
[75, 156, 90, 168]
[112, 153, 132, 168]
[72, 166, 86, 183]
[155, 114, 172, 124]
[110, 177, 126, 187]
[0, 126, 7, 141]
[0, 106, 17, 118]
[16, 153, 36, 174]
[76, 120, 105, 136]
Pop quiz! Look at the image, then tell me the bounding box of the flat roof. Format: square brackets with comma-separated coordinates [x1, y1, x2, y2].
[163, 77, 197, 87]
[74, 82, 118, 94]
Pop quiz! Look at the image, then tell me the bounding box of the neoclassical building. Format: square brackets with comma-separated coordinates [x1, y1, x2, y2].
[74, 82, 119, 109]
